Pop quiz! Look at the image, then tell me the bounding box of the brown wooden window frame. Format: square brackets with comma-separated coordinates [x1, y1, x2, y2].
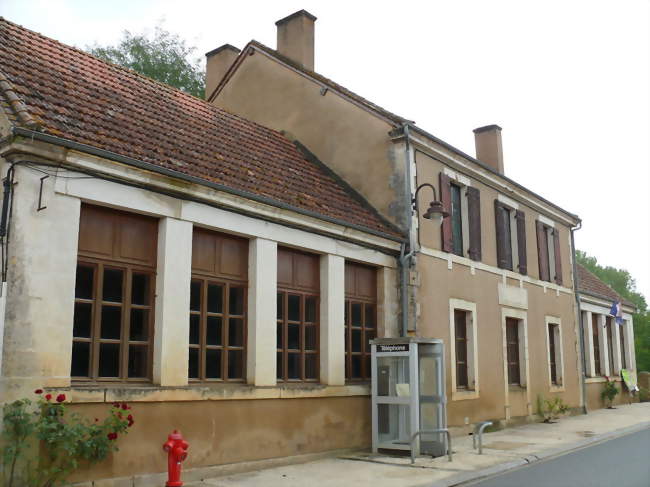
[344, 299, 376, 382]
[440, 173, 482, 261]
[536, 221, 563, 285]
[606, 317, 615, 376]
[188, 277, 247, 382]
[548, 323, 559, 385]
[619, 324, 627, 370]
[592, 313, 602, 376]
[276, 290, 319, 382]
[72, 260, 155, 382]
[454, 310, 469, 389]
[506, 318, 521, 385]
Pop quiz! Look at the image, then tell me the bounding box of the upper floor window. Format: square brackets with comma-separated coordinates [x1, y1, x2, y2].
[494, 200, 527, 274]
[276, 247, 320, 382]
[344, 262, 377, 381]
[536, 220, 563, 285]
[188, 228, 248, 382]
[71, 205, 157, 382]
[440, 173, 481, 261]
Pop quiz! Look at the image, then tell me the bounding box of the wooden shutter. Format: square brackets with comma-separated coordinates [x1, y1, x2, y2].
[466, 187, 482, 261]
[536, 220, 550, 281]
[553, 229, 563, 285]
[515, 210, 527, 275]
[494, 201, 509, 269]
[439, 172, 453, 252]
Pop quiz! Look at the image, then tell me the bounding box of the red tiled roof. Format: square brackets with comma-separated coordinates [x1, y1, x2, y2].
[576, 264, 634, 308]
[0, 18, 402, 240]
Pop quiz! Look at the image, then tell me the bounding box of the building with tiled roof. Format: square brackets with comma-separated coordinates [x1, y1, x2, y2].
[0, 15, 406, 484]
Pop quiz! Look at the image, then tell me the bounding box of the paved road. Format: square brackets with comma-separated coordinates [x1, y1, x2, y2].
[463, 427, 650, 487]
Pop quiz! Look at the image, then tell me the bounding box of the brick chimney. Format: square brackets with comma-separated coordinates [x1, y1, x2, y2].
[473, 125, 504, 174]
[276, 10, 317, 70]
[205, 44, 240, 100]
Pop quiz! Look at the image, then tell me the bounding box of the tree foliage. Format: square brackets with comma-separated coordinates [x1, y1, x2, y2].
[576, 250, 650, 372]
[87, 25, 205, 98]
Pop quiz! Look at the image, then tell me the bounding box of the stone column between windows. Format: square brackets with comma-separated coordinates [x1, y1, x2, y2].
[247, 238, 277, 386]
[320, 254, 345, 385]
[153, 217, 193, 386]
[583, 311, 595, 377]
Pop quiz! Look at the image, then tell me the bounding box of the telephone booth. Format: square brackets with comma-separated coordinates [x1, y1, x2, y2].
[370, 337, 447, 457]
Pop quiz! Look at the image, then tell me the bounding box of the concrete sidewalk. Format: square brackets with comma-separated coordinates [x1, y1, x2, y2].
[187, 403, 650, 487]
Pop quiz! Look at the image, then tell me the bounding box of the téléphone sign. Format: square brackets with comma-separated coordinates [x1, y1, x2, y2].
[377, 344, 409, 353]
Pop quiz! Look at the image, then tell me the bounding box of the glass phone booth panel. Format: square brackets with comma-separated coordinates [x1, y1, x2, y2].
[371, 338, 446, 457]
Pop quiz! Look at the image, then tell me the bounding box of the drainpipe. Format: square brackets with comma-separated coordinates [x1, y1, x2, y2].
[399, 123, 415, 337]
[570, 221, 587, 413]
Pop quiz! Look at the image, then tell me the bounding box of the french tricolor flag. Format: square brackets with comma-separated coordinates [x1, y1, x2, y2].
[609, 300, 624, 326]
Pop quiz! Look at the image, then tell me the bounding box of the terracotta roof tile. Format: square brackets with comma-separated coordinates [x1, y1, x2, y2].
[576, 264, 634, 308]
[0, 18, 402, 240]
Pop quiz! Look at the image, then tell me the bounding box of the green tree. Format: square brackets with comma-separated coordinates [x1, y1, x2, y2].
[576, 250, 650, 372]
[87, 25, 205, 98]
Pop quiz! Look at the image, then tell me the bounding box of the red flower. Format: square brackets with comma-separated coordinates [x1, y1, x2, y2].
[127, 414, 133, 421]
[34, 389, 43, 394]
[121, 402, 130, 410]
[56, 394, 66, 403]
[107, 432, 118, 441]
[45, 394, 52, 401]
[128, 418, 134, 428]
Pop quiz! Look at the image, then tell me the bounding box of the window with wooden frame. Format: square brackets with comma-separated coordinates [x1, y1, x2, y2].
[620, 324, 627, 370]
[454, 310, 469, 389]
[548, 323, 559, 385]
[606, 317, 615, 375]
[592, 313, 602, 376]
[71, 205, 157, 382]
[276, 248, 319, 382]
[536, 221, 563, 285]
[506, 318, 521, 385]
[344, 262, 377, 381]
[494, 201, 527, 274]
[439, 173, 482, 261]
[188, 228, 248, 382]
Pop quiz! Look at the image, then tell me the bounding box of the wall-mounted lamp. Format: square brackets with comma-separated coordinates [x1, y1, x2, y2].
[412, 183, 449, 225]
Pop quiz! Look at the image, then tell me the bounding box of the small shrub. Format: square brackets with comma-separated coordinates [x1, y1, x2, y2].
[537, 394, 569, 423]
[1, 390, 135, 487]
[601, 377, 619, 408]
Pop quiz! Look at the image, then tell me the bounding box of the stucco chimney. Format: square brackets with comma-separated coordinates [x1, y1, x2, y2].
[473, 125, 505, 174]
[276, 10, 317, 70]
[205, 44, 240, 100]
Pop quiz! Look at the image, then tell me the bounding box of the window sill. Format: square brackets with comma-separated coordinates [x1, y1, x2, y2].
[47, 383, 371, 404]
[509, 384, 527, 392]
[585, 376, 621, 384]
[549, 384, 565, 393]
[451, 389, 479, 401]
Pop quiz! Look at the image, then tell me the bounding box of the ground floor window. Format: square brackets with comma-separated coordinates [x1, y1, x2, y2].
[506, 318, 521, 385]
[344, 262, 377, 381]
[276, 247, 320, 382]
[592, 313, 602, 376]
[454, 310, 469, 389]
[71, 204, 157, 381]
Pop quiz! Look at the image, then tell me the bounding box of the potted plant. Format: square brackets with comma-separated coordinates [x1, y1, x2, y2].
[601, 376, 619, 409]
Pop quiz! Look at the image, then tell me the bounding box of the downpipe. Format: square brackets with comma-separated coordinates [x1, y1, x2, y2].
[571, 221, 587, 413]
[400, 123, 415, 337]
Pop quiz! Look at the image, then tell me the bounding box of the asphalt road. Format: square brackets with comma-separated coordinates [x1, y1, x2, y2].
[463, 427, 650, 487]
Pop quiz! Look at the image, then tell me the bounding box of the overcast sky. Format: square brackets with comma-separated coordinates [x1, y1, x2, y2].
[3, 0, 649, 300]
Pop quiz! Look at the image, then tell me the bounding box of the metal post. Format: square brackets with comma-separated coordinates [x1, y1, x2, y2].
[472, 421, 493, 454]
[410, 429, 452, 464]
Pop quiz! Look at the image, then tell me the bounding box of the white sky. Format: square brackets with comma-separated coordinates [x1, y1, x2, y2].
[3, 0, 649, 299]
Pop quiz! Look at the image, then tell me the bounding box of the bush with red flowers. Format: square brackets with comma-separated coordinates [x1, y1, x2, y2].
[1, 390, 135, 487]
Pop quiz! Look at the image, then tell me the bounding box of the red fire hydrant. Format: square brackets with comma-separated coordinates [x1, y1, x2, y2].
[162, 430, 189, 487]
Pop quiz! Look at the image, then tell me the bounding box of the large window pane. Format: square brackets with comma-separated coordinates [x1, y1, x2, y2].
[228, 318, 244, 347]
[229, 286, 244, 315]
[71, 342, 90, 377]
[190, 281, 201, 312]
[100, 306, 122, 340]
[305, 296, 317, 323]
[189, 315, 200, 345]
[102, 269, 123, 302]
[188, 348, 199, 379]
[73, 302, 92, 338]
[207, 284, 223, 313]
[131, 273, 149, 305]
[205, 349, 222, 379]
[75, 265, 94, 299]
[206, 316, 222, 346]
[98, 343, 120, 377]
[228, 350, 244, 379]
[128, 345, 148, 377]
[288, 295, 300, 322]
[129, 309, 148, 341]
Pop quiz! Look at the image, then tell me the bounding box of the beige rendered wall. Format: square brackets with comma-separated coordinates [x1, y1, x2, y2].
[213, 52, 407, 228]
[414, 150, 574, 282]
[413, 150, 581, 426]
[69, 396, 370, 482]
[585, 380, 637, 411]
